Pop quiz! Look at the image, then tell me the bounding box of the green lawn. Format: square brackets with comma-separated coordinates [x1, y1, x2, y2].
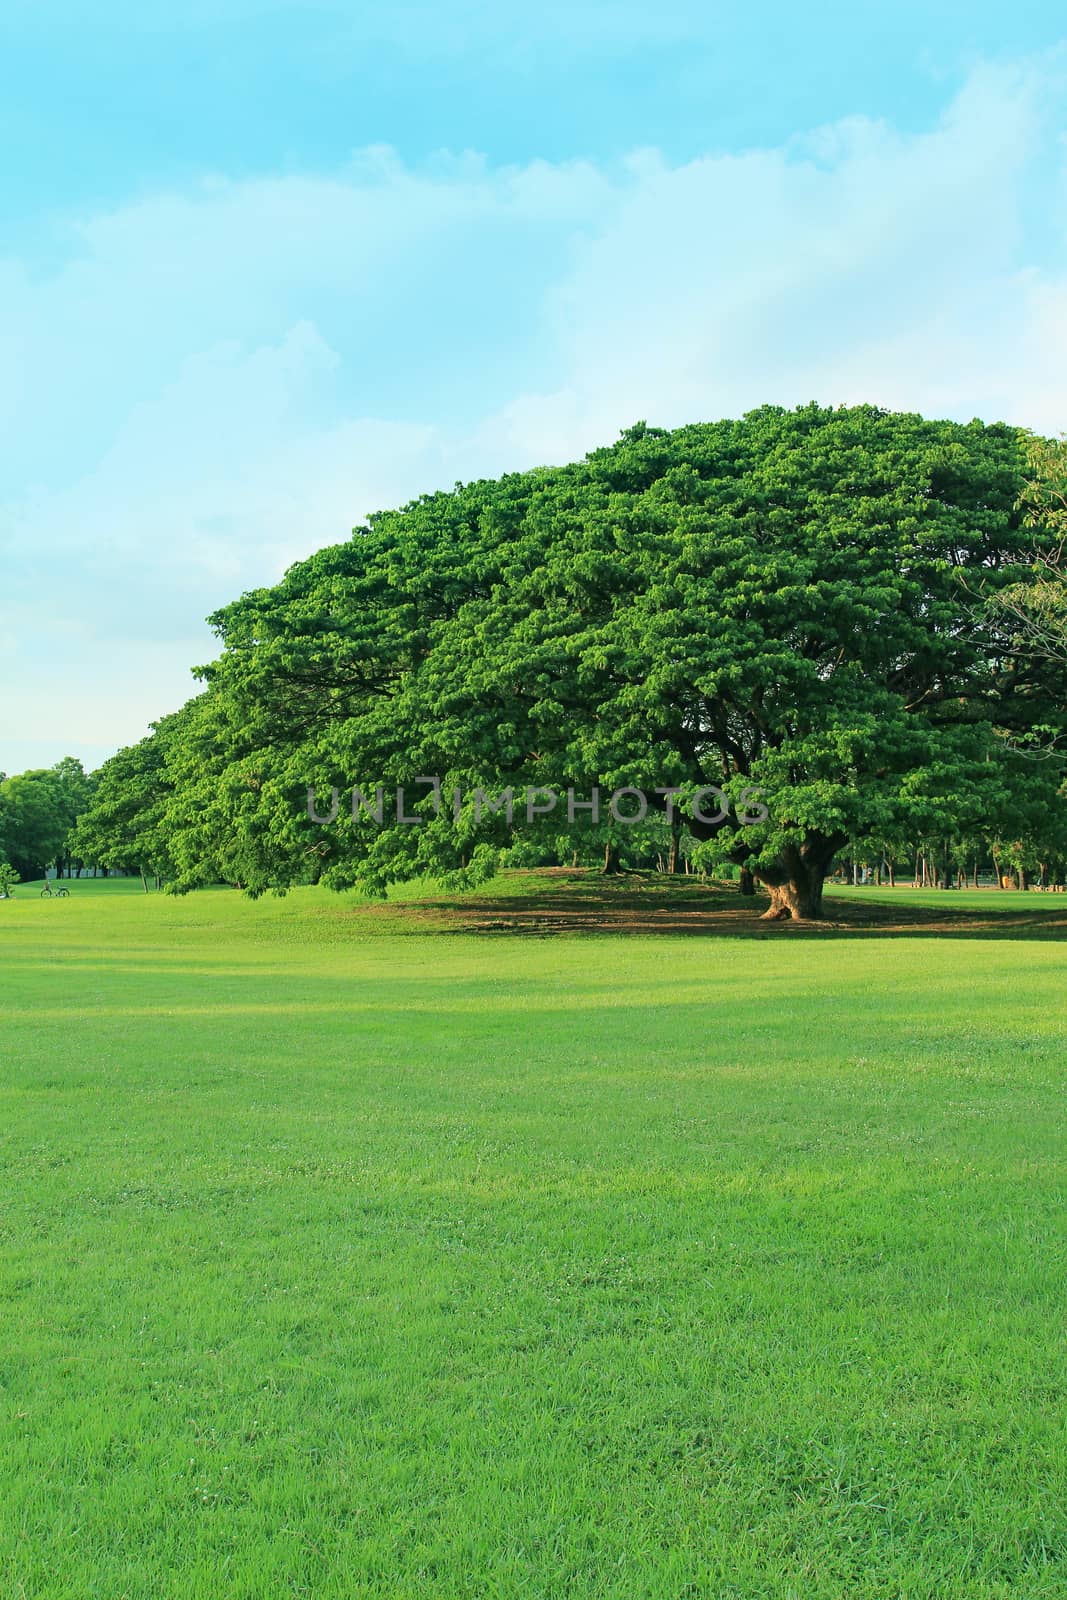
[1, 878, 1065, 1598]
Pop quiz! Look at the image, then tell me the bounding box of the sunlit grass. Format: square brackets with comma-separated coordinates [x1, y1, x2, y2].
[1, 878, 1065, 1597]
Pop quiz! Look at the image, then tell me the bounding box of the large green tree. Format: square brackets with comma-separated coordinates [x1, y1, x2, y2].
[150, 405, 1064, 917]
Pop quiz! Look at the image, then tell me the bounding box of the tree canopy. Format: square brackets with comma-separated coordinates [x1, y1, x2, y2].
[80, 402, 1058, 918]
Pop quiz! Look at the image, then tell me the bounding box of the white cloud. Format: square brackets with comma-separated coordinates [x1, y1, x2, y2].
[527, 60, 1060, 434]
[2, 54, 1066, 771]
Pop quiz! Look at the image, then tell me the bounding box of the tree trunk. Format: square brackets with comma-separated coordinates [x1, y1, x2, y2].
[757, 843, 834, 921]
[760, 873, 826, 921]
[602, 841, 621, 875]
[139, 870, 149, 894]
[1019, 866, 1029, 892]
[738, 867, 756, 897]
[666, 821, 682, 875]
[887, 859, 895, 888]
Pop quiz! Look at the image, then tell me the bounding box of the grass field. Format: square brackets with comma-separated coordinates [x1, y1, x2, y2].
[1, 875, 1065, 1598]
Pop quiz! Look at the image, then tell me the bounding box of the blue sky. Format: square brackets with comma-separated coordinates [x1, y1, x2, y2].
[3, 2, 1067, 772]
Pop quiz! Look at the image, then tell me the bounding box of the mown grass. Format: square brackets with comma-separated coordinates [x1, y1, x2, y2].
[1, 877, 1065, 1597]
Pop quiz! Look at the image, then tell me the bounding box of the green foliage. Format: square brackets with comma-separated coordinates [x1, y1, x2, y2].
[985, 434, 1067, 675]
[65, 405, 1067, 916]
[0, 757, 95, 880]
[0, 761, 87, 880]
[1018, 433, 1067, 537]
[0, 772, 64, 879]
[0, 860, 19, 897]
[69, 716, 184, 882]
[147, 404, 1062, 916]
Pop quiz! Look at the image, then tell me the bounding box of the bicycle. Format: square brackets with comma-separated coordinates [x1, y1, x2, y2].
[40, 884, 70, 899]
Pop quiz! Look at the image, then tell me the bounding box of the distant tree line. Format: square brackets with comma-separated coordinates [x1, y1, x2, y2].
[26, 405, 1067, 920]
[0, 758, 95, 886]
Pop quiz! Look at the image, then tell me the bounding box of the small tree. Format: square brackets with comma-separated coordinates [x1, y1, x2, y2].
[0, 770, 68, 880]
[70, 714, 182, 889]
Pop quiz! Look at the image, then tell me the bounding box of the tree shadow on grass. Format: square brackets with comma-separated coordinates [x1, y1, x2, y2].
[358, 870, 1067, 942]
